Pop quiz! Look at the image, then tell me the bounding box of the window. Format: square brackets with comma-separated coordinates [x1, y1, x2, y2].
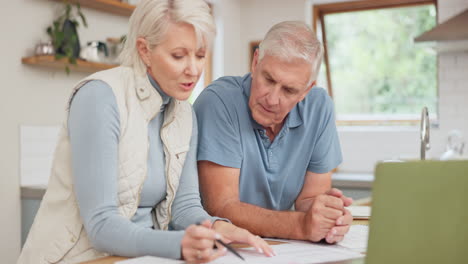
[313, 0, 438, 125]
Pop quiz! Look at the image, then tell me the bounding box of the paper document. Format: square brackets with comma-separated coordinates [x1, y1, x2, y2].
[117, 241, 363, 264]
[336, 225, 369, 252]
[348, 206, 371, 219]
[116, 256, 184, 264]
[220, 243, 362, 264]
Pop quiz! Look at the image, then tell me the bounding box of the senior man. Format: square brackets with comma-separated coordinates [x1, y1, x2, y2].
[193, 21, 352, 243]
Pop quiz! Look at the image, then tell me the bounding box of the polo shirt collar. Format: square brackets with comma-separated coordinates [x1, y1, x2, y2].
[242, 73, 303, 129]
[288, 104, 303, 128]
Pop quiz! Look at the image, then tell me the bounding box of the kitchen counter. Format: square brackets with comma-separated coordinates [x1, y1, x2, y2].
[332, 172, 374, 189]
[21, 185, 46, 199]
[20, 173, 374, 200]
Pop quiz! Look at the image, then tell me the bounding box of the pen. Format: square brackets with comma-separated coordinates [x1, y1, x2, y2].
[196, 222, 245, 261]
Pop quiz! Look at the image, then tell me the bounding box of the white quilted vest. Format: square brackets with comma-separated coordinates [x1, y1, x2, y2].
[18, 66, 193, 264]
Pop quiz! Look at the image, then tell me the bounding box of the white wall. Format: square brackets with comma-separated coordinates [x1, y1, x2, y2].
[0, 0, 127, 262]
[239, 0, 307, 72]
[210, 0, 243, 78]
[212, 0, 311, 76]
[435, 0, 468, 150]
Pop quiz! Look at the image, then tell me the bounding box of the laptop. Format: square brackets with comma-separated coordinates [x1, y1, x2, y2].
[365, 160, 468, 264]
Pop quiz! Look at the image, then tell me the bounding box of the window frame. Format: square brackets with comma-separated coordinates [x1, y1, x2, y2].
[312, 0, 438, 126]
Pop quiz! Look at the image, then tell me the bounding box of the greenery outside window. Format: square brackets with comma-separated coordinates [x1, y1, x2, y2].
[313, 0, 438, 126]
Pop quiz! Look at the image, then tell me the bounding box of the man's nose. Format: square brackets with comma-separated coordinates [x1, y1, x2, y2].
[266, 86, 280, 106]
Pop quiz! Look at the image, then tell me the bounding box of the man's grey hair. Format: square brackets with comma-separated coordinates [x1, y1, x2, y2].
[258, 21, 323, 86]
[119, 0, 216, 75]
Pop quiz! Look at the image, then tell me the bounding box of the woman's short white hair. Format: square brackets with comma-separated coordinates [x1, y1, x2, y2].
[119, 0, 215, 75]
[258, 21, 323, 85]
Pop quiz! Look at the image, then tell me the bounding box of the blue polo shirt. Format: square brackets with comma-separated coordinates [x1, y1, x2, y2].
[194, 74, 342, 211]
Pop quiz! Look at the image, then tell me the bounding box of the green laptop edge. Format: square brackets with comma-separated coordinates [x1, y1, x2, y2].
[366, 160, 468, 264]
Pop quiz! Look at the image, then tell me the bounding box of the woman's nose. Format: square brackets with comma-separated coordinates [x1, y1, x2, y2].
[184, 58, 199, 76]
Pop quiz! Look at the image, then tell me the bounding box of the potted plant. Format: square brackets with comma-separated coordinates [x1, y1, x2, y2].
[46, 1, 87, 73]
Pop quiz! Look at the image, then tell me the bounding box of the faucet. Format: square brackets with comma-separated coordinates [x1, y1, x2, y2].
[420, 107, 430, 160]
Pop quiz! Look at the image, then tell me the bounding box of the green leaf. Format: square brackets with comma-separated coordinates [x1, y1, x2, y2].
[55, 54, 65, 60]
[69, 56, 77, 64]
[78, 11, 88, 28]
[120, 35, 127, 43]
[56, 31, 65, 45]
[65, 3, 71, 18]
[53, 21, 60, 30]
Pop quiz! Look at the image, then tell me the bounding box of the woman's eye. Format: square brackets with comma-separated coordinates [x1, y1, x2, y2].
[196, 54, 206, 59]
[172, 54, 183, 60]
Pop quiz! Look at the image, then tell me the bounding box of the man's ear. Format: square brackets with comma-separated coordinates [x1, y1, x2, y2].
[300, 80, 316, 101]
[251, 49, 260, 74]
[136, 37, 151, 67]
[308, 80, 316, 90]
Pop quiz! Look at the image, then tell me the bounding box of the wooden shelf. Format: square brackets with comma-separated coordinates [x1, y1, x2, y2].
[50, 0, 135, 17]
[22, 55, 118, 73]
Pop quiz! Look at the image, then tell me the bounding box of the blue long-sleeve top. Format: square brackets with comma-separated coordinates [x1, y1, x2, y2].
[68, 74, 215, 259]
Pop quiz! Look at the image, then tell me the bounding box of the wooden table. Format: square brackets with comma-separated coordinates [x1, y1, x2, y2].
[81, 218, 369, 264]
[82, 254, 366, 264]
[80, 240, 288, 264]
[82, 257, 127, 264]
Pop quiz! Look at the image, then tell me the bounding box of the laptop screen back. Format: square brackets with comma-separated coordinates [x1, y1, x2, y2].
[366, 160, 468, 264]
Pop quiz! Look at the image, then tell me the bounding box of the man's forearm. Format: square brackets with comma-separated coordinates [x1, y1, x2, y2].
[212, 200, 306, 240]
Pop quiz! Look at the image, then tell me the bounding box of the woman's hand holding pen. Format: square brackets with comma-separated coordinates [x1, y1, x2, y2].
[181, 220, 226, 263]
[212, 220, 276, 257]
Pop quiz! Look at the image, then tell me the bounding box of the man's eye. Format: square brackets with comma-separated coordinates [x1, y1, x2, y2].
[172, 55, 183, 59]
[266, 78, 274, 83]
[285, 88, 297, 94]
[196, 54, 206, 59]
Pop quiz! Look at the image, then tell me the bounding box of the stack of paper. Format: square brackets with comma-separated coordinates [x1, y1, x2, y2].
[116, 256, 184, 264]
[348, 206, 371, 219]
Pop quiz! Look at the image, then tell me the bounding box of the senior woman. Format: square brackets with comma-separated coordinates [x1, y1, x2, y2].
[17, 0, 273, 263]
